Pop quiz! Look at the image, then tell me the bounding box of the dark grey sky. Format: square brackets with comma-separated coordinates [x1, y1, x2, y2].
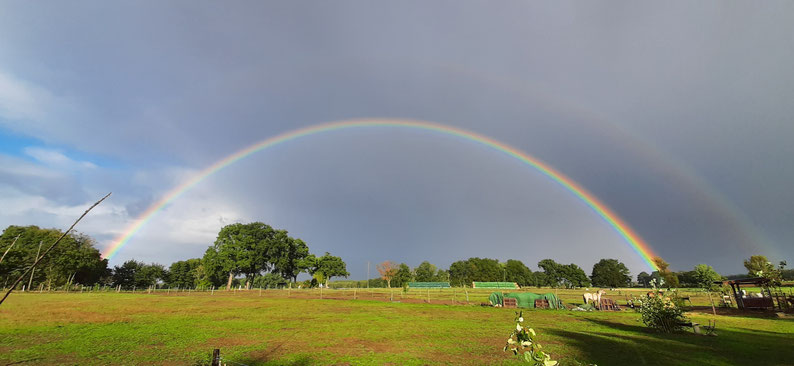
[1, 1, 792, 278]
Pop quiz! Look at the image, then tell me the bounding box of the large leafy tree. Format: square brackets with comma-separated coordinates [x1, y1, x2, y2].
[537, 259, 564, 287]
[167, 258, 202, 288]
[692, 264, 722, 289]
[269, 231, 310, 283]
[112, 260, 166, 289]
[561, 263, 590, 288]
[414, 261, 438, 282]
[637, 271, 652, 287]
[310, 252, 349, 287]
[392, 263, 413, 288]
[743, 255, 774, 276]
[112, 260, 141, 289]
[204, 222, 275, 290]
[504, 259, 534, 287]
[0, 225, 109, 289]
[448, 257, 503, 286]
[590, 259, 631, 288]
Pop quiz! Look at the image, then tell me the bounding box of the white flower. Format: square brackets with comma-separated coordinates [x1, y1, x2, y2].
[507, 338, 516, 344]
[516, 324, 522, 331]
[521, 341, 532, 347]
[529, 328, 536, 336]
[518, 317, 524, 322]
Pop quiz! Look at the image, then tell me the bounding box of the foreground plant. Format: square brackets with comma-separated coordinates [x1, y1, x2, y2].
[633, 278, 688, 332]
[503, 311, 557, 365]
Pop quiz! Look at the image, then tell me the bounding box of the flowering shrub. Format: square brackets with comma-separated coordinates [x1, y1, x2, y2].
[503, 311, 558, 365]
[634, 279, 688, 332]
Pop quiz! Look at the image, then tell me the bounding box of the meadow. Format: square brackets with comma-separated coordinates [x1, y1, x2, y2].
[1, 288, 792, 365]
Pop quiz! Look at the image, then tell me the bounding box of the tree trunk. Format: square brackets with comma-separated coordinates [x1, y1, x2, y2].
[226, 271, 234, 290]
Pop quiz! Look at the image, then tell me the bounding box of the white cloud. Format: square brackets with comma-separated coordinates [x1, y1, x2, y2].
[24, 147, 97, 169]
[0, 71, 50, 121]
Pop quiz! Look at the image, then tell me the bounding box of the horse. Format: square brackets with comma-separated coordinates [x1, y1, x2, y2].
[583, 290, 606, 308]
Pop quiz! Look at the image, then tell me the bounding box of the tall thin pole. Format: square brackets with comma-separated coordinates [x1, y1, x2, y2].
[27, 241, 43, 291]
[0, 235, 21, 264]
[367, 261, 370, 289]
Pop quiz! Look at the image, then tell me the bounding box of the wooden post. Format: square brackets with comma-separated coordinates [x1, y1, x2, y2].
[27, 241, 43, 291]
[211, 286, 214, 295]
[354, 288, 357, 300]
[708, 291, 717, 316]
[465, 290, 469, 303]
[0, 235, 21, 264]
[211, 348, 220, 366]
[259, 287, 262, 296]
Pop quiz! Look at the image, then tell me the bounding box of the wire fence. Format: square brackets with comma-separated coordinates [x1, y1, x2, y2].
[4, 283, 765, 308]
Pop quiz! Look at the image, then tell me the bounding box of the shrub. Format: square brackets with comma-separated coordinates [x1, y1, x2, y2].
[634, 279, 688, 332]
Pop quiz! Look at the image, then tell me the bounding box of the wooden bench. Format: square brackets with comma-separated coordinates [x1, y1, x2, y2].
[503, 297, 518, 308]
[534, 299, 549, 309]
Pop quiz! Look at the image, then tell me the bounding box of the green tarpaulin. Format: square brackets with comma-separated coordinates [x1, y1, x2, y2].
[489, 292, 561, 309]
[472, 282, 519, 289]
[408, 282, 450, 288]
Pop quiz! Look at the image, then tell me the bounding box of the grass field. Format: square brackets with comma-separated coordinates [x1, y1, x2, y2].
[1, 289, 792, 365]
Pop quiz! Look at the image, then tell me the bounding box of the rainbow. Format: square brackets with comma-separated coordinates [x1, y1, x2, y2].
[104, 118, 660, 270]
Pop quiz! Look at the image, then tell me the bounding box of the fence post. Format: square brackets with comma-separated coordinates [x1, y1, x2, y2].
[211, 349, 220, 366]
[465, 290, 469, 303]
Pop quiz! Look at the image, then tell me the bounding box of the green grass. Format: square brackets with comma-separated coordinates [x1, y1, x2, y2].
[1, 290, 792, 365]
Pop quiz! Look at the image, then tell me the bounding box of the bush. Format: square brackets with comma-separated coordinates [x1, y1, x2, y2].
[634, 279, 688, 333]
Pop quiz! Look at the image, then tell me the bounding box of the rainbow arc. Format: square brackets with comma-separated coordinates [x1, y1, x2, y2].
[104, 118, 660, 271]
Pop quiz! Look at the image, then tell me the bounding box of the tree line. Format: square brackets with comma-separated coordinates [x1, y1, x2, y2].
[2, 224, 791, 291]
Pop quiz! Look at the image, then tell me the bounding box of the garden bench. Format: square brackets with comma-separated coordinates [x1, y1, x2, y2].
[679, 320, 717, 336]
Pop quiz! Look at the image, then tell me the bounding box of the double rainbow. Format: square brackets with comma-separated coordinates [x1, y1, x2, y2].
[104, 118, 660, 270]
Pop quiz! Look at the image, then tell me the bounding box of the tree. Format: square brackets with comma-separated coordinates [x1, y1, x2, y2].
[637, 272, 652, 287]
[204, 222, 275, 290]
[313, 252, 349, 287]
[590, 259, 631, 288]
[112, 260, 166, 289]
[167, 258, 202, 288]
[537, 259, 563, 287]
[504, 260, 533, 287]
[392, 263, 413, 288]
[1, 226, 109, 289]
[269, 231, 309, 283]
[414, 261, 438, 282]
[377, 260, 399, 288]
[135, 263, 167, 288]
[560, 263, 590, 288]
[112, 260, 142, 289]
[744, 255, 774, 277]
[652, 257, 679, 288]
[692, 264, 722, 289]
